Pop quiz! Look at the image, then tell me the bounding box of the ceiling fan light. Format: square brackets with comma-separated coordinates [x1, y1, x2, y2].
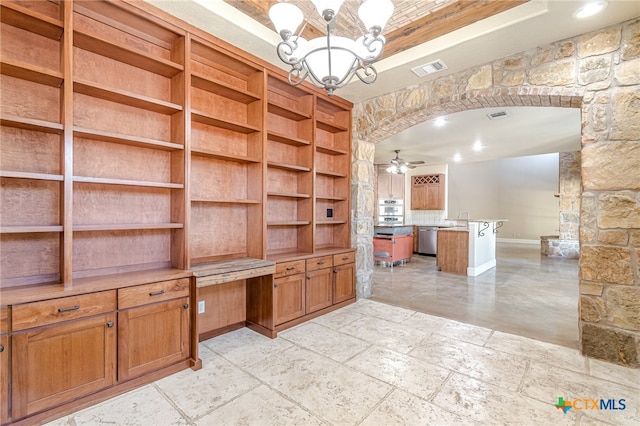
[386, 165, 396, 174]
[358, 0, 394, 34]
[269, 3, 304, 39]
[399, 164, 408, 173]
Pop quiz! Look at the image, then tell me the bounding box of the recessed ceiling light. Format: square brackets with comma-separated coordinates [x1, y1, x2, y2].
[434, 117, 447, 127]
[573, 1, 608, 19]
[453, 153, 462, 162]
[473, 140, 483, 152]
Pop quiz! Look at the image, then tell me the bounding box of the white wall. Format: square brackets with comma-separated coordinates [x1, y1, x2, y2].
[447, 153, 560, 241]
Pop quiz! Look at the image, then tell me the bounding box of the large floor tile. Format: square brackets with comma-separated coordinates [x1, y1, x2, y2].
[346, 346, 451, 401]
[588, 358, 640, 390]
[279, 322, 371, 363]
[345, 299, 417, 323]
[399, 310, 450, 333]
[433, 319, 493, 346]
[522, 361, 640, 425]
[245, 346, 392, 425]
[201, 326, 293, 368]
[195, 385, 324, 426]
[409, 334, 528, 391]
[339, 315, 428, 354]
[311, 305, 365, 329]
[486, 330, 587, 373]
[71, 385, 187, 426]
[361, 388, 473, 426]
[154, 347, 260, 420]
[433, 373, 575, 425]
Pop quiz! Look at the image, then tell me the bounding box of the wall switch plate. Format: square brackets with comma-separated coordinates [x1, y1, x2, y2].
[327, 208, 333, 218]
[198, 300, 205, 314]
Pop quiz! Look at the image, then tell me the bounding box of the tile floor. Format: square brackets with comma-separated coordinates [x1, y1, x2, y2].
[48, 299, 640, 426]
[371, 243, 580, 348]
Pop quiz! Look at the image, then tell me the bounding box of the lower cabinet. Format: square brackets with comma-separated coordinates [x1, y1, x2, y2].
[305, 267, 333, 314]
[1, 334, 10, 425]
[274, 273, 305, 326]
[333, 262, 356, 304]
[11, 312, 117, 419]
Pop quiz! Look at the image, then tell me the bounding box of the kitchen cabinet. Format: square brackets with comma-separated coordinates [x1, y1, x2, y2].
[117, 279, 190, 381]
[437, 229, 469, 275]
[377, 172, 405, 200]
[11, 291, 117, 419]
[411, 174, 445, 210]
[333, 262, 355, 304]
[306, 256, 333, 314]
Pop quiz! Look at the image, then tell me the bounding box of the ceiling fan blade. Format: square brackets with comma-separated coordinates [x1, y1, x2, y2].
[408, 160, 425, 165]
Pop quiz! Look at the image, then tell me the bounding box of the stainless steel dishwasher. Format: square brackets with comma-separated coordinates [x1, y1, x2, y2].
[418, 226, 438, 256]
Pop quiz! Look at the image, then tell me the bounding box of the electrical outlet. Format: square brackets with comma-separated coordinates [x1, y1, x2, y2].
[198, 300, 205, 314]
[327, 208, 333, 218]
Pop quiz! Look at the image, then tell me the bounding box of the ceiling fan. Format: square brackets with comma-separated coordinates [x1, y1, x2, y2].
[385, 150, 425, 174]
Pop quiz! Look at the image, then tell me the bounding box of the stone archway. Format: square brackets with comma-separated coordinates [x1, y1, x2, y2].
[351, 18, 640, 367]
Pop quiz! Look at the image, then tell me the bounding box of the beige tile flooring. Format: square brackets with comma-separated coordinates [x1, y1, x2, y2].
[48, 299, 639, 426]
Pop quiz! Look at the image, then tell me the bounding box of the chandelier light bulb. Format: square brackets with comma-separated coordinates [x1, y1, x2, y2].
[269, 3, 303, 40]
[358, 0, 394, 35]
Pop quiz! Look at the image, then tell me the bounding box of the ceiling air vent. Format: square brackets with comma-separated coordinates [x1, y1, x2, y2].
[487, 110, 510, 120]
[411, 60, 448, 77]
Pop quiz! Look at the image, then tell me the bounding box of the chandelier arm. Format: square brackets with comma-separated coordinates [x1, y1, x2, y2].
[354, 63, 378, 85]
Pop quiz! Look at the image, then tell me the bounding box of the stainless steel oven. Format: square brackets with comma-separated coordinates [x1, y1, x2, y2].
[378, 199, 404, 225]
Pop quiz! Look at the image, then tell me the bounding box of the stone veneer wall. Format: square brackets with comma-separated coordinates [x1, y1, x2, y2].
[351, 18, 640, 366]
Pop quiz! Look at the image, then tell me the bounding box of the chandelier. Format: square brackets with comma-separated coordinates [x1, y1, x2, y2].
[268, 0, 394, 95]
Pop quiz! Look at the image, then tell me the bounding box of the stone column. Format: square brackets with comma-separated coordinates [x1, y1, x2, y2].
[351, 138, 376, 299]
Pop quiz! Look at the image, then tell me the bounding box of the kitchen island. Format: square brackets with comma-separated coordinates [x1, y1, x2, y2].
[373, 225, 414, 266]
[437, 220, 506, 276]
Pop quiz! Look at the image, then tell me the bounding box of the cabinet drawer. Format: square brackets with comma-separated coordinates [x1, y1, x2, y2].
[333, 251, 355, 266]
[274, 260, 305, 279]
[118, 278, 190, 310]
[306, 255, 333, 271]
[12, 290, 117, 331]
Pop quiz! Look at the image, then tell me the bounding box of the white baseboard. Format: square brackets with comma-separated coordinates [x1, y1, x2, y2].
[467, 259, 496, 277]
[497, 238, 540, 245]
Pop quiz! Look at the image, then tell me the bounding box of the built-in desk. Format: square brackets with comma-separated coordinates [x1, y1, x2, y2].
[191, 258, 276, 341]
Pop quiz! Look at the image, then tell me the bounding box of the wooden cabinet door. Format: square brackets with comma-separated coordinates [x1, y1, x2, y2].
[333, 263, 355, 304]
[118, 297, 190, 381]
[274, 274, 305, 326]
[11, 314, 117, 419]
[306, 268, 333, 314]
[390, 174, 405, 199]
[377, 173, 392, 199]
[1, 334, 8, 424]
[411, 177, 427, 210]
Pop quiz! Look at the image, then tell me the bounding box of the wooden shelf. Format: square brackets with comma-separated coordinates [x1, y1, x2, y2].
[267, 161, 311, 173]
[0, 226, 63, 234]
[266, 221, 310, 226]
[316, 170, 347, 178]
[73, 223, 183, 232]
[74, 29, 183, 78]
[315, 195, 347, 201]
[0, 2, 64, 40]
[73, 176, 184, 189]
[1, 59, 63, 87]
[316, 220, 348, 225]
[268, 101, 311, 121]
[190, 148, 260, 164]
[267, 192, 310, 199]
[192, 110, 260, 134]
[1, 115, 63, 134]
[316, 117, 348, 133]
[74, 79, 182, 114]
[73, 127, 183, 151]
[191, 72, 260, 104]
[316, 145, 348, 156]
[191, 198, 261, 204]
[0, 171, 64, 181]
[267, 130, 310, 147]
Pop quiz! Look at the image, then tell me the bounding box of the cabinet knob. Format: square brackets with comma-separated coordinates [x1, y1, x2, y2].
[183, 303, 189, 309]
[333, 269, 337, 273]
[306, 276, 311, 280]
[58, 305, 80, 313]
[149, 289, 165, 297]
[106, 321, 114, 328]
[274, 283, 278, 288]
[0, 345, 4, 353]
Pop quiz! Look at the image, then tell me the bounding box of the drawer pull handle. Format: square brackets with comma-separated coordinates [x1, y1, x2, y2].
[286, 267, 295, 271]
[149, 290, 165, 297]
[0, 345, 4, 353]
[106, 321, 114, 328]
[58, 305, 79, 313]
[317, 261, 325, 265]
[183, 303, 189, 309]
[342, 257, 349, 261]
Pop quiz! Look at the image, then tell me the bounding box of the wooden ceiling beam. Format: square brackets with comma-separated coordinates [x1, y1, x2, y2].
[381, 0, 528, 59]
[232, 0, 324, 40]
